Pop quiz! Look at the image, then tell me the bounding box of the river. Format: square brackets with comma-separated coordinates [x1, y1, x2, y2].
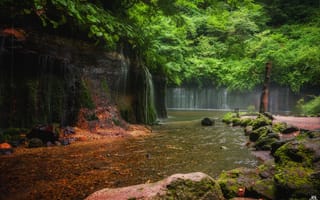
[104, 110, 258, 186]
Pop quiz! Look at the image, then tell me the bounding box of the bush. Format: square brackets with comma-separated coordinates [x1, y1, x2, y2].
[296, 96, 320, 116]
[302, 96, 320, 116]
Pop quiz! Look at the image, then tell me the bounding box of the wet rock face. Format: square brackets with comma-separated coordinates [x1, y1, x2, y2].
[0, 32, 131, 128]
[85, 172, 224, 200]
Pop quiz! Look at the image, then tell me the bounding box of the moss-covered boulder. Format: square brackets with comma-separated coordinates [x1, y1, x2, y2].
[85, 172, 224, 200]
[272, 122, 287, 133]
[160, 175, 223, 200]
[217, 166, 275, 200]
[249, 126, 272, 142]
[273, 136, 320, 199]
[249, 115, 272, 130]
[254, 136, 279, 151]
[240, 118, 254, 127]
[222, 112, 237, 125]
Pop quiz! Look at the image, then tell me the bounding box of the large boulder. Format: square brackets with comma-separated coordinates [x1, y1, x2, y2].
[250, 115, 272, 130]
[249, 126, 272, 142]
[273, 135, 320, 199]
[217, 166, 275, 200]
[85, 172, 224, 200]
[27, 125, 60, 143]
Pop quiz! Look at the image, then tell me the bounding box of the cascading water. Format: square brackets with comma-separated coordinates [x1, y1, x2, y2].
[115, 46, 129, 99]
[166, 86, 315, 114]
[143, 66, 156, 123]
[221, 88, 229, 110]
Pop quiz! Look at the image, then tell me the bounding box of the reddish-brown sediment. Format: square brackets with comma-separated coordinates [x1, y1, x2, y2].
[0, 125, 151, 200]
[273, 115, 320, 131]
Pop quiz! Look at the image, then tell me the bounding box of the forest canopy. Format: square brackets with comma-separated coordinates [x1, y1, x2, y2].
[1, 0, 319, 92]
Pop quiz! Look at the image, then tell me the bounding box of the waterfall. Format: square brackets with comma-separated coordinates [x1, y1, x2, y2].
[166, 86, 312, 113]
[115, 46, 129, 99]
[143, 66, 156, 123]
[221, 88, 229, 110]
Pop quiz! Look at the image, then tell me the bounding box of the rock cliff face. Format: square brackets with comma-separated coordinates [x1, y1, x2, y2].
[0, 30, 160, 128]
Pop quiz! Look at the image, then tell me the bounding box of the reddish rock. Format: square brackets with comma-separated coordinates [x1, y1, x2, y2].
[0, 143, 12, 149]
[0, 143, 13, 155]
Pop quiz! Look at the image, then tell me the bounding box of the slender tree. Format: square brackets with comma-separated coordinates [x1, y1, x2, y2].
[259, 61, 272, 113]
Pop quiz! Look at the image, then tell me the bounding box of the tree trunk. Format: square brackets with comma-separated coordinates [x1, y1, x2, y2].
[259, 61, 272, 113]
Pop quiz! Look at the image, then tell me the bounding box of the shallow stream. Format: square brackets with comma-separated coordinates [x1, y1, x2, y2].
[105, 110, 258, 186]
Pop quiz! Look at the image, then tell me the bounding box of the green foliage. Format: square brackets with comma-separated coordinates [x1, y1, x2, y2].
[1, 0, 319, 93]
[0, 128, 28, 143]
[246, 24, 320, 92]
[296, 96, 320, 116]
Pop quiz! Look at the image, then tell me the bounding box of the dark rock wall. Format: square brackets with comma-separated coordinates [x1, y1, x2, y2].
[0, 31, 161, 128]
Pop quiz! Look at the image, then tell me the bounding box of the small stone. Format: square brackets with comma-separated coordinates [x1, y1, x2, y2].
[0, 142, 13, 155]
[220, 146, 228, 150]
[28, 138, 43, 148]
[282, 126, 299, 134]
[201, 117, 214, 126]
[46, 141, 54, 147]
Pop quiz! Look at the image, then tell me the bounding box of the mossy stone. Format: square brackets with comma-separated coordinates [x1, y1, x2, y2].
[272, 122, 287, 133]
[249, 115, 272, 130]
[249, 126, 272, 142]
[160, 178, 224, 200]
[217, 167, 275, 199]
[273, 137, 320, 199]
[254, 137, 278, 150]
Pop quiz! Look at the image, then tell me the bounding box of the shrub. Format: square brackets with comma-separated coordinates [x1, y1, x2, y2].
[296, 96, 320, 116]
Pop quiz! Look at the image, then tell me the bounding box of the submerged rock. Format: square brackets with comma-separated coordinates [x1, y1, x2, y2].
[85, 172, 224, 200]
[201, 117, 214, 126]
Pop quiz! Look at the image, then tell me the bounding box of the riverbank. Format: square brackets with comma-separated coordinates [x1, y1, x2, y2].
[0, 125, 151, 200]
[1, 113, 319, 200]
[273, 115, 320, 131]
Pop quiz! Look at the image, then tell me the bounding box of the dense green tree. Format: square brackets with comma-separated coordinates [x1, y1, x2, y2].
[1, 0, 319, 92]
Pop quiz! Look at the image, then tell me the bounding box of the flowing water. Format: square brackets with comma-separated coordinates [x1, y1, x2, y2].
[105, 110, 258, 186]
[166, 87, 319, 114]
